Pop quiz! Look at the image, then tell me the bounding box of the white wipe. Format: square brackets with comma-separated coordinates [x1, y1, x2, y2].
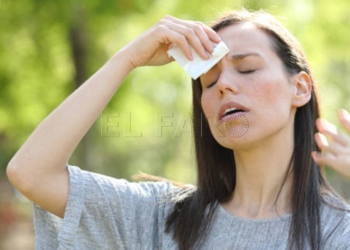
[167, 41, 229, 80]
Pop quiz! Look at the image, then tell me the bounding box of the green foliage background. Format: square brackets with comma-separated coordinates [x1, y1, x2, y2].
[1, 0, 349, 196]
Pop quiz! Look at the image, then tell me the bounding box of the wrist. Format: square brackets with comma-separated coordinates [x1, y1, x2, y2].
[111, 47, 137, 72]
[113, 46, 140, 72]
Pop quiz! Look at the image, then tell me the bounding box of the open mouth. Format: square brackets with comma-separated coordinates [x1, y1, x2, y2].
[218, 102, 249, 121]
[224, 107, 244, 116]
[221, 108, 245, 120]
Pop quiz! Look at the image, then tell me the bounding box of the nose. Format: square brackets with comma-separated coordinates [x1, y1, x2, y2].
[216, 70, 238, 96]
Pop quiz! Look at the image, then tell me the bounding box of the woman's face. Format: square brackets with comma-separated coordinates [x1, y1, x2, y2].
[200, 23, 298, 150]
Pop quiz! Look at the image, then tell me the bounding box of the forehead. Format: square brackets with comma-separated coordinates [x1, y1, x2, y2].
[217, 23, 274, 55]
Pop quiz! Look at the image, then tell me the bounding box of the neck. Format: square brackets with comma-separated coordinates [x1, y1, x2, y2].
[222, 126, 295, 219]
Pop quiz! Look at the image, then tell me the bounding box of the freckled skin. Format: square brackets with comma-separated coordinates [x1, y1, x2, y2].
[200, 23, 297, 151]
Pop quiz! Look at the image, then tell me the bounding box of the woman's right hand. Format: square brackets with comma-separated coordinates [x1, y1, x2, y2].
[122, 15, 222, 68]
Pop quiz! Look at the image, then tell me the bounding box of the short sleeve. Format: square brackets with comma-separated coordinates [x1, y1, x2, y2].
[33, 165, 178, 250]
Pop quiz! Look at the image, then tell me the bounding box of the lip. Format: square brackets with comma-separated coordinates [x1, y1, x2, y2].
[218, 101, 249, 121]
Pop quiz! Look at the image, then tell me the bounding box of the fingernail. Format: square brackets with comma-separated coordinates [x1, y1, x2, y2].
[206, 52, 212, 59]
[318, 119, 327, 131]
[318, 133, 329, 146]
[324, 119, 338, 134]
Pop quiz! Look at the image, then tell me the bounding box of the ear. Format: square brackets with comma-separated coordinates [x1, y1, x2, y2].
[291, 71, 312, 107]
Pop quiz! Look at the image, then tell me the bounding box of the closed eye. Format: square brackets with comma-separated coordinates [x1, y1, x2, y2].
[239, 70, 256, 74]
[207, 80, 217, 88]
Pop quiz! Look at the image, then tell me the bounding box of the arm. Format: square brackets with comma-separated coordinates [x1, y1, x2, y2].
[6, 16, 221, 218]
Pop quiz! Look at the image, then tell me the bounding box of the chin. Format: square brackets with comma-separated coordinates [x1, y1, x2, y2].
[213, 118, 250, 144]
[215, 133, 255, 151]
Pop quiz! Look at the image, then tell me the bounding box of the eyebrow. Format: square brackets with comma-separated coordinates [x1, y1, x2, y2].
[231, 53, 261, 60]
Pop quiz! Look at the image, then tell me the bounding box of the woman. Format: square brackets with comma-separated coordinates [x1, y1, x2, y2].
[7, 9, 350, 250]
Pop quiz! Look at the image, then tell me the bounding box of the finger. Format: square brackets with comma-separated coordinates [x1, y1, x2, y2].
[194, 22, 222, 49]
[201, 24, 222, 43]
[312, 151, 337, 167]
[163, 16, 221, 58]
[155, 24, 193, 60]
[339, 109, 350, 132]
[327, 142, 348, 155]
[168, 23, 210, 59]
[160, 18, 209, 59]
[314, 132, 329, 150]
[192, 23, 216, 53]
[312, 151, 350, 179]
[311, 151, 322, 165]
[315, 132, 349, 154]
[315, 118, 348, 146]
[164, 16, 221, 43]
[316, 118, 337, 134]
[173, 19, 217, 54]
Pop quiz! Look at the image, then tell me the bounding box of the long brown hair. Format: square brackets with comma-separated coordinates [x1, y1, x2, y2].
[166, 10, 333, 250]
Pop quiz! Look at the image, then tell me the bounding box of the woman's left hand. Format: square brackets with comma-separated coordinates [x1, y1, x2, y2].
[312, 109, 350, 180]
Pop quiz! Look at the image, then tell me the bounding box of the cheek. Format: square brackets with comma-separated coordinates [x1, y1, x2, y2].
[251, 74, 291, 106]
[201, 91, 215, 116]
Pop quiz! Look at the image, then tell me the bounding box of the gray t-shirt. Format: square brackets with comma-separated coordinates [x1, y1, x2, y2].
[33, 165, 350, 249]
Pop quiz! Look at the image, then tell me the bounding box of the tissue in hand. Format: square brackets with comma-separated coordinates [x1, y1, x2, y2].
[167, 41, 229, 80]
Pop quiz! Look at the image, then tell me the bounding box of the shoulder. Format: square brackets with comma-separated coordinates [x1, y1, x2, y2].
[321, 194, 350, 248]
[321, 193, 350, 224]
[321, 193, 350, 216]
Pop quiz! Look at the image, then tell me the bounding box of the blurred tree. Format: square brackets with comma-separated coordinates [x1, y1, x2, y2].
[0, 0, 349, 197]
